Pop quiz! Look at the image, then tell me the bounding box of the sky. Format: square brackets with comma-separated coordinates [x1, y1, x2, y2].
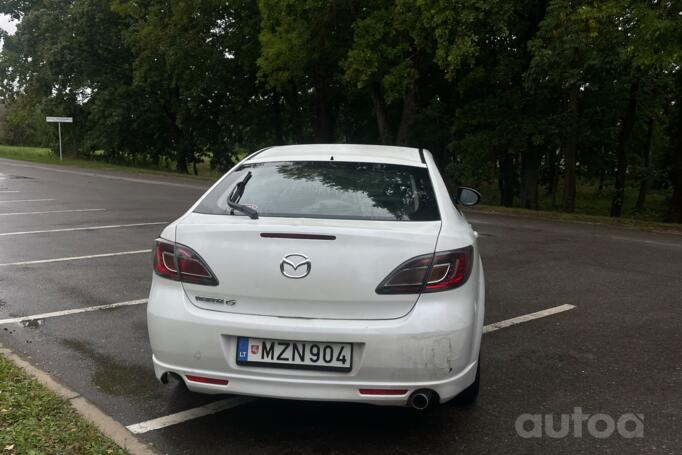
[0, 14, 17, 35]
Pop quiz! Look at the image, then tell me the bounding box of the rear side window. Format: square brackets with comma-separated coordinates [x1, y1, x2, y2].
[194, 161, 440, 221]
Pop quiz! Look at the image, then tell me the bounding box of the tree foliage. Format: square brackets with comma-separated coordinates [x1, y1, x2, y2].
[0, 0, 680, 220]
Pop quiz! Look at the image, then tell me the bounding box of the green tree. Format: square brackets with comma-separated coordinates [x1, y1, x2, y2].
[1, 0, 681, 223]
[629, 0, 681, 222]
[342, 0, 510, 147]
[528, 0, 627, 212]
[258, 0, 356, 143]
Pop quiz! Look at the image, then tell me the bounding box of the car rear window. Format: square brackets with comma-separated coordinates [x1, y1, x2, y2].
[194, 161, 440, 221]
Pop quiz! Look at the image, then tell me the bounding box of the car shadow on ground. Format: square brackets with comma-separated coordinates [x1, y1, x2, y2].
[159, 378, 483, 454]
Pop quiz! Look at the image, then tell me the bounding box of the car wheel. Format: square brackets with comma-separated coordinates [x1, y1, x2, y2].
[452, 359, 480, 406]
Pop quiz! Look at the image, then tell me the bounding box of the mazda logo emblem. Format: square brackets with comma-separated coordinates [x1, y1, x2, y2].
[280, 253, 311, 279]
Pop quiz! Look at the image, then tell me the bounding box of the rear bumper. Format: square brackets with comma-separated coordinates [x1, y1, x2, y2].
[153, 356, 478, 406]
[147, 262, 485, 406]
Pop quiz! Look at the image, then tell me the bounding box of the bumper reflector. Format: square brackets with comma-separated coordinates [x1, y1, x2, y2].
[358, 389, 408, 396]
[186, 375, 229, 385]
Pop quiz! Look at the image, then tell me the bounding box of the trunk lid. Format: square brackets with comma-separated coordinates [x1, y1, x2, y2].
[176, 213, 441, 320]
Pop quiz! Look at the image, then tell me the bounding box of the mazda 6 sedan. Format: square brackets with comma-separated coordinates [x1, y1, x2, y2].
[148, 144, 485, 409]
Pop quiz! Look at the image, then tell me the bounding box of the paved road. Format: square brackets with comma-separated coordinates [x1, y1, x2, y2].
[1, 158, 680, 454]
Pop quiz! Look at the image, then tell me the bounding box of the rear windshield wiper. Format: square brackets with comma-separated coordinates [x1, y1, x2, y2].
[227, 199, 258, 219]
[227, 171, 258, 219]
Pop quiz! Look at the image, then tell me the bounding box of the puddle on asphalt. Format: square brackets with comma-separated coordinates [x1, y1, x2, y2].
[61, 338, 158, 397]
[20, 319, 44, 329]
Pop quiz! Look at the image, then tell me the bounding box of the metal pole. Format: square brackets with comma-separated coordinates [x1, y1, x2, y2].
[58, 122, 63, 161]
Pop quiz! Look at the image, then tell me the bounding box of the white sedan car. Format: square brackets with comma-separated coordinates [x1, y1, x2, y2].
[148, 144, 484, 409]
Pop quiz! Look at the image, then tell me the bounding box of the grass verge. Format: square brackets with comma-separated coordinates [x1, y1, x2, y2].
[474, 180, 672, 223]
[0, 145, 219, 181]
[0, 355, 127, 454]
[469, 205, 682, 235]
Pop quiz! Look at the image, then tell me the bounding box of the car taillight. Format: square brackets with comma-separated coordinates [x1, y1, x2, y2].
[153, 238, 219, 286]
[376, 246, 473, 294]
[423, 247, 473, 292]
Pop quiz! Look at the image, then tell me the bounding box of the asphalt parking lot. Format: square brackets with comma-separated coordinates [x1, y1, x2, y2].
[1, 157, 680, 454]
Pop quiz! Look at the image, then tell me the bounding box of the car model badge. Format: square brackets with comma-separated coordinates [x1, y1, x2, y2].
[280, 253, 311, 279]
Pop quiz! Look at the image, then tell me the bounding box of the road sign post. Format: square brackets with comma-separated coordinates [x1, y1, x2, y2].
[45, 117, 73, 161]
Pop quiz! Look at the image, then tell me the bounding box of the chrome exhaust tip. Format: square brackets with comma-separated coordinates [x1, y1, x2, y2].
[408, 389, 435, 410]
[161, 371, 183, 385]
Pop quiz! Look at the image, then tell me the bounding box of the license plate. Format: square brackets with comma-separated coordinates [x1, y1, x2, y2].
[236, 337, 352, 372]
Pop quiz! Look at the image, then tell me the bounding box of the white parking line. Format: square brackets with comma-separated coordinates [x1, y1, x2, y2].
[0, 221, 168, 237]
[0, 208, 105, 216]
[483, 304, 576, 333]
[0, 198, 55, 203]
[126, 397, 255, 434]
[124, 304, 577, 433]
[0, 249, 150, 266]
[0, 299, 148, 326]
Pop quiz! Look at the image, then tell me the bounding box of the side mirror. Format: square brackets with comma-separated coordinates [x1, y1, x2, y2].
[454, 187, 481, 206]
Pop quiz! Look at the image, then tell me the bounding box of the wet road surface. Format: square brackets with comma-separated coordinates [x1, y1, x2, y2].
[1, 158, 680, 454]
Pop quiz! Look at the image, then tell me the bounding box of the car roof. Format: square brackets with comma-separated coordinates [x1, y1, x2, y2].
[248, 144, 426, 167]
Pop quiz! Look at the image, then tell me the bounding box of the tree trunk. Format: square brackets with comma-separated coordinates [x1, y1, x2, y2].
[520, 143, 540, 209]
[176, 148, 189, 174]
[313, 87, 335, 142]
[498, 152, 515, 207]
[172, 127, 189, 174]
[368, 83, 394, 145]
[668, 78, 682, 223]
[546, 148, 559, 208]
[563, 87, 579, 212]
[162, 97, 188, 174]
[395, 84, 417, 146]
[635, 117, 655, 212]
[610, 79, 640, 217]
[283, 85, 304, 143]
[273, 96, 284, 145]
